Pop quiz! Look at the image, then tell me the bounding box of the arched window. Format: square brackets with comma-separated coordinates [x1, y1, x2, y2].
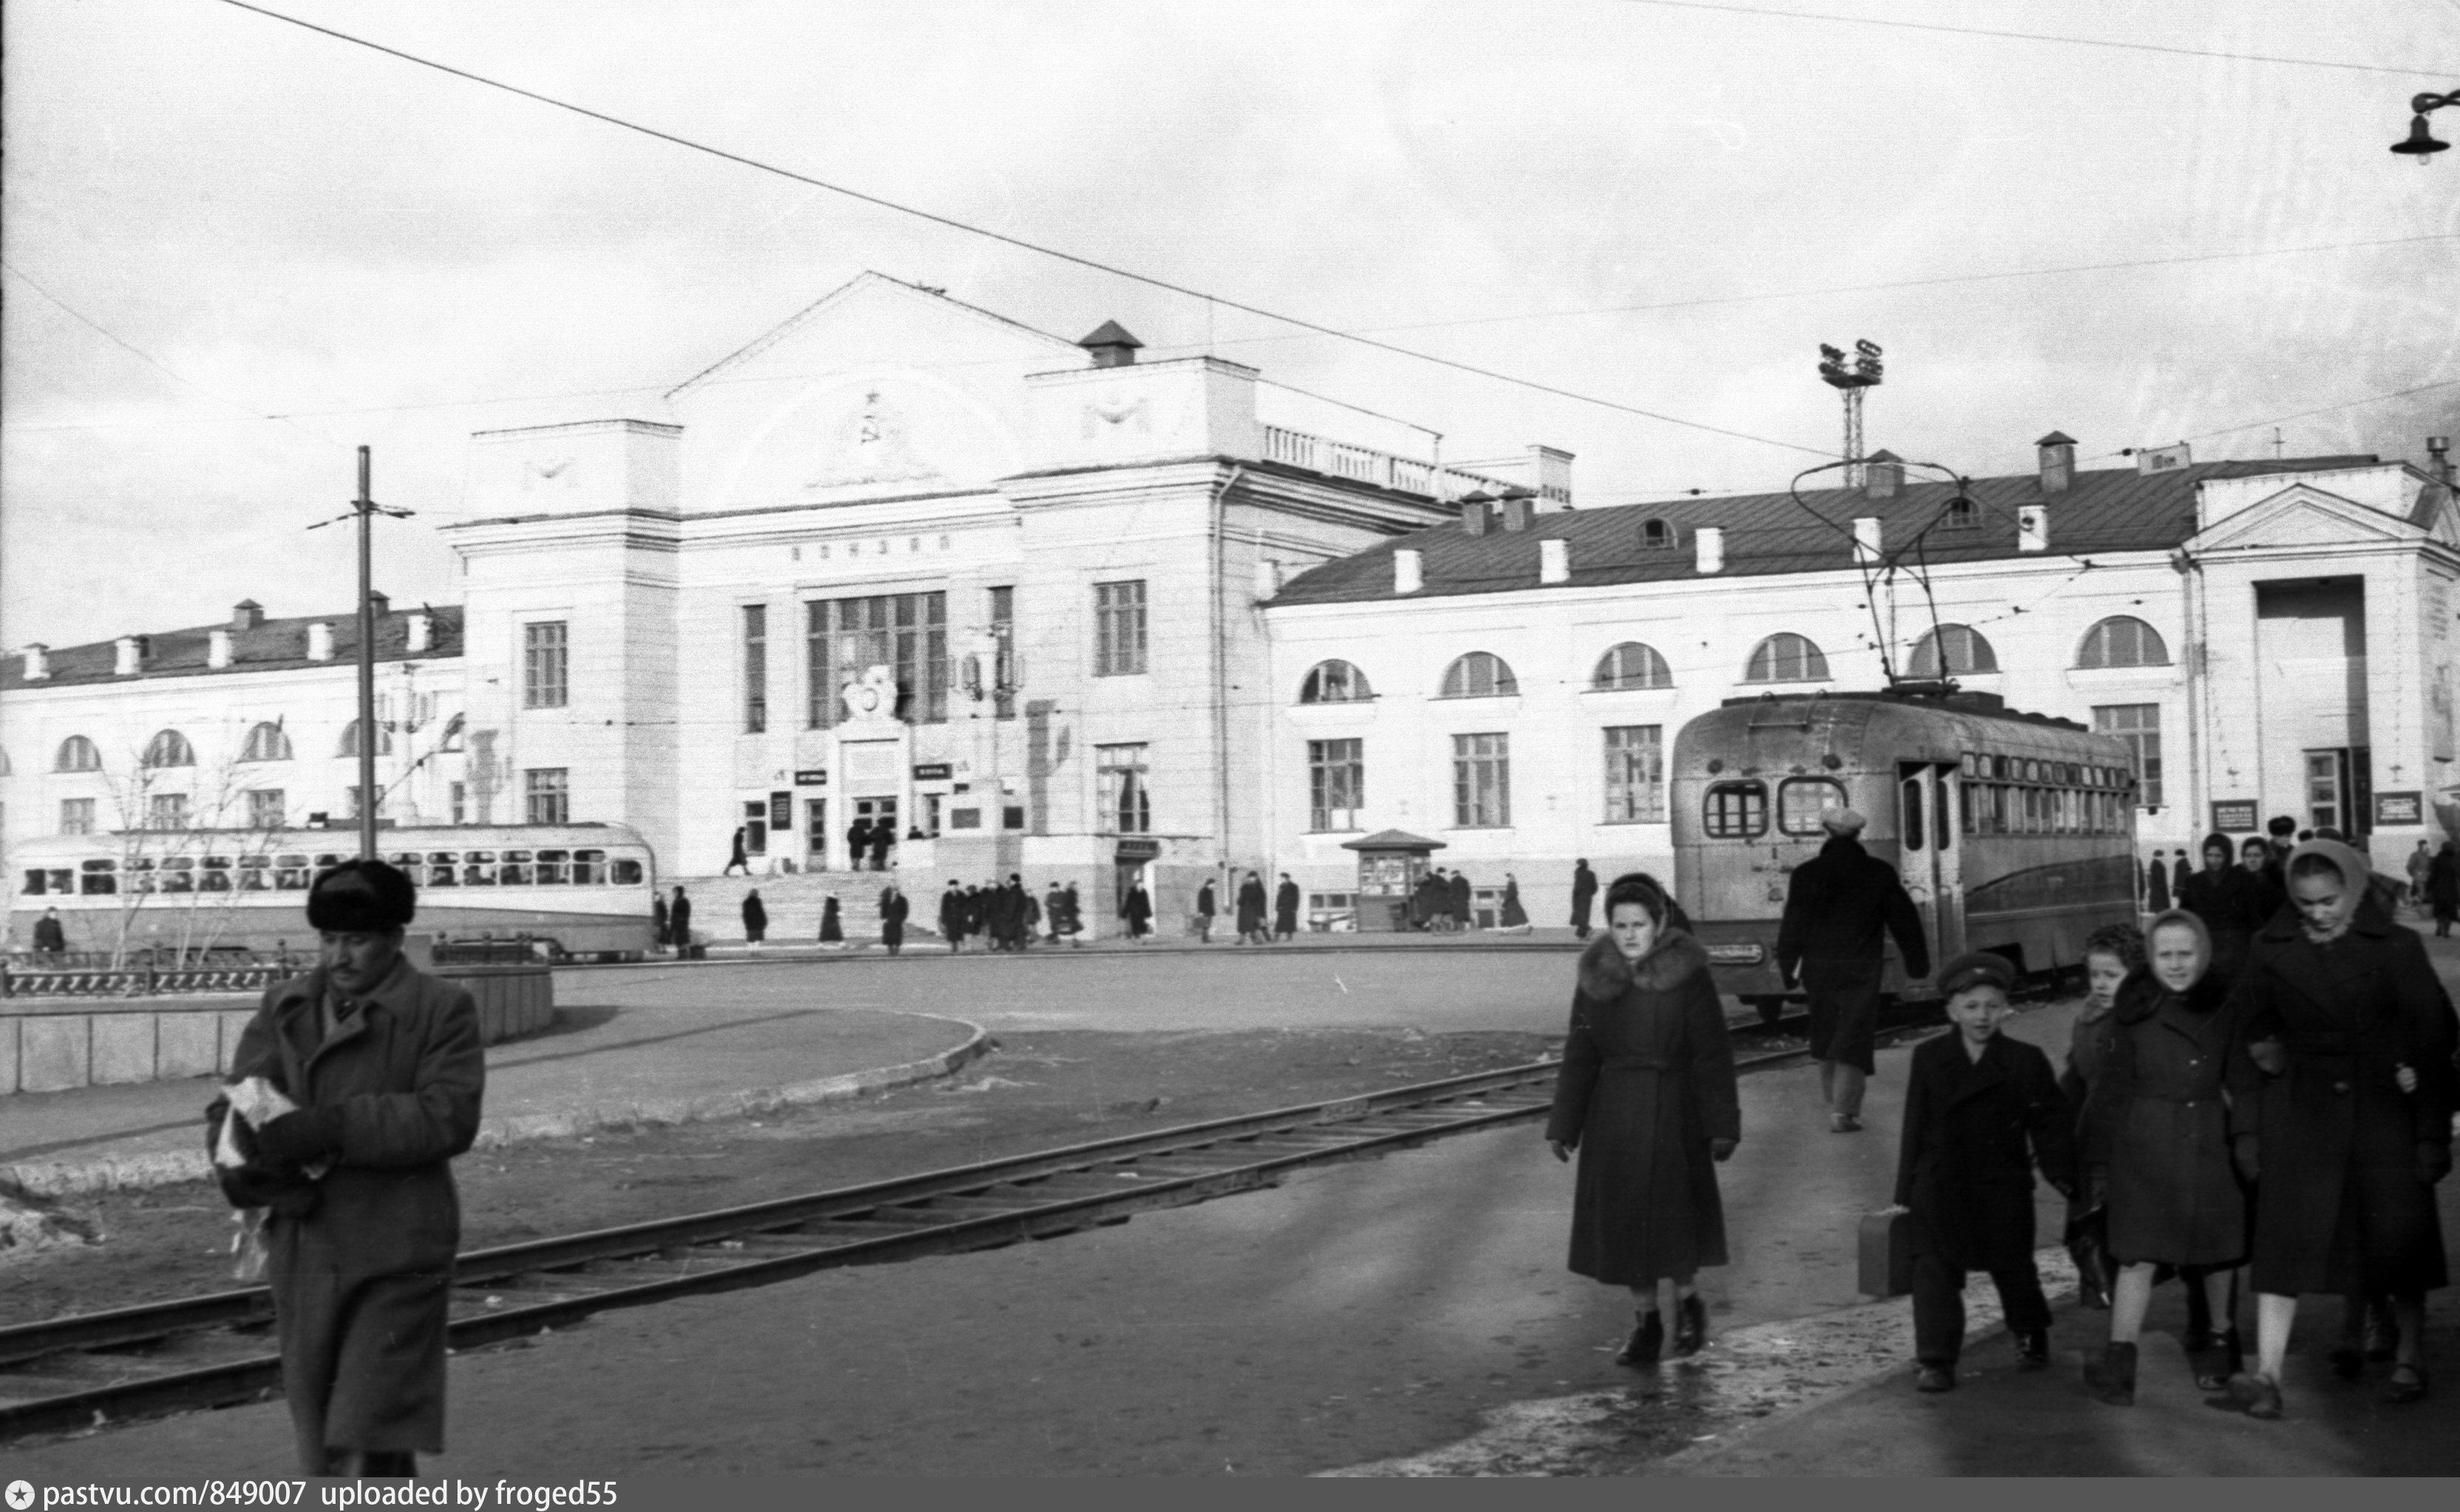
[141, 730, 194, 768]
[1908, 624, 1999, 677]
[1639, 518, 1676, 551]
[55, 735, 102, 773]
[1743, 633, 1829, 684]
[1440, 652, 1518, 698]
[239, 722, 293, 762]
[1591, 641, 1672, 690]
[1299, 660, 1373, 704]
[2076, 616, 2169, 669]
[337, 719, 393, 758]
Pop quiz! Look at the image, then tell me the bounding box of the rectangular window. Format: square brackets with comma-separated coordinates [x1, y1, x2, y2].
[59, 797, 95, 836]
[247, 789, 285, 829]
[741, 799, 767, 855]
[449, 782, 468, 825]
[1602, 726, 1665, 823]
[1094, 579, 1147, 677]
[1703, 780, 1769, 839]
[1778, 776, 1849, 834]
[1452, 732, 1511, 828]
[989, 585, 1016, 719]
[1308, 738, 1365, 831]
[2093, 704, 2163, 808]
[523, 622, 569, 709]
[148, 793, 188, 829]
[805, 592, 949, 727]
[523, 768, 569, 825]
[1096, 743, 1152, 834]
[742, 604, 768, 734]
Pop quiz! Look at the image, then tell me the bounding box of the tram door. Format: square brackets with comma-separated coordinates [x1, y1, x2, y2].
[1895, 761, 1963, 984]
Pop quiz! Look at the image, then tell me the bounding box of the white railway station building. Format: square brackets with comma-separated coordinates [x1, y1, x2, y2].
[5, 271, 2454, 940]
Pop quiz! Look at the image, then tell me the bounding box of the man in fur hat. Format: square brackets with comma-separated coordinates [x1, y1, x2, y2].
[213, 859, 485, 1477]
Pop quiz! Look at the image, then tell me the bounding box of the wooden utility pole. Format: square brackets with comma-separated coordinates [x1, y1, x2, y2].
[356, 446, 379, 861]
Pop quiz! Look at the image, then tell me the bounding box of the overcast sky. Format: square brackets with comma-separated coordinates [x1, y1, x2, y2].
[4, 0, 2455, 649]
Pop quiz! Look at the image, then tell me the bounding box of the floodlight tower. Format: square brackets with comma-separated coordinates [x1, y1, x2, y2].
[1818, 340, 1885, 487]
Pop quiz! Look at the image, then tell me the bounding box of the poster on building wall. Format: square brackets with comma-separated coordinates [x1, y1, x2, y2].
[2374, 791, 2423, 827]
[2209, 800, 2259, 832]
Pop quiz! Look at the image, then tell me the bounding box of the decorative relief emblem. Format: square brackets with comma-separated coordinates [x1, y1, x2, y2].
[840, 664, 903, 726]
[523, 457, 577, 489]
[808, 389, 940, 489]
[1082, 395, 1149, 437]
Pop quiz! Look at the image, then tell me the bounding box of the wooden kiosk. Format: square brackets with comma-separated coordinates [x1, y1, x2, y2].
[1341, 829, 1446, 933]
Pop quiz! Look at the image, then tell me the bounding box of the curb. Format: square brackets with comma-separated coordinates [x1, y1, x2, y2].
[0, 1015, 993, 1201]
[560, 937, 1583, 972]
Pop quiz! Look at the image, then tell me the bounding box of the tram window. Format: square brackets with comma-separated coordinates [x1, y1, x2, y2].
[463, 851, 497, 887]
[611, 858, 645, 885]
[500, 849, 532, 886]
[1702, 781, 1768, 839]
[200, 857, 233, 892]
[314, 854, 344, 872]
[536, 849, 569, 885]
[426, 852, 459, 888]
[161, 863, 194, 893]
[1936, 779, 1954, 850]
[571, 849, 603, 885]
[237, 857, 269, 891]
[27, 868, 77, 895]
[1960, 783, 1977, 836]
[1778, 778, 1849, 835]
[1900, 777, 1926, 851]
[21, 869, 44, 895]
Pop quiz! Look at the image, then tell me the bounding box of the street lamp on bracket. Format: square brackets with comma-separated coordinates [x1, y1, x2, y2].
[2391, 90, 2459, 163]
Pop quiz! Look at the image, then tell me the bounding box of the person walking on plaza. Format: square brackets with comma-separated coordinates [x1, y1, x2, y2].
[2429, 840, 2459, 939]
[2081, 910, 2250, 1405]
[879, 882, 908, 956]
[1017, 877, 1040, 950]
[1895, 952, 2076, 1393]
[1044, 881, 1067, 945]
[1059, 882, 1084, 947]
[1775, 808, 1929, 1134]
[818, 896, 842, 946]
[1500, 874, 1529, 931]
[1194, 879, 1217, 942]
[939, 882, 966, 953]
[2145, 851, 2172, 913]
[2059, 922, 2146, 1312]
[1546, 873, 1739, 1368]
[2218, 838, 2458, 1420]
[1570, 859, 1597, 940]
[1447, 868, 1473, 933]
[650, 894, 667, 954]
[846, 817, 873, 874]
[741, 888, 767, 950]
[2241, 836, 2286, 924]
[2176, 833, 2263, 981]
[724, 827, 750, 877]
[33, 905, 67, 958]
[2408, 840, 2435, 912]
[1237, 871, 1268, 945]
[210, 859, 484, 1477]
[1121, 878, 1153, 942]
[668, 886, 692, 956]
[869, 824, 893, 873]
[1275, 874, 1301, 941]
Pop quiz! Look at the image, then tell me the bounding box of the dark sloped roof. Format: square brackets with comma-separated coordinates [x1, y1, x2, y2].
[1269, 457, 2378, 607]
[3, 606, 463, 690]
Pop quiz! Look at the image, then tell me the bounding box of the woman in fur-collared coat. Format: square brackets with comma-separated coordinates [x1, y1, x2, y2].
[1546, 873, 1741, 1366]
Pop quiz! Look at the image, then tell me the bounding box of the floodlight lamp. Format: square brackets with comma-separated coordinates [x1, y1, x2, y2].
[2392, 113, 2450, 162]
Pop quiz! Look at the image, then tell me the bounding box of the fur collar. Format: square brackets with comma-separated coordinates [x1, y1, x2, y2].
[1578, 927, 1708, 999]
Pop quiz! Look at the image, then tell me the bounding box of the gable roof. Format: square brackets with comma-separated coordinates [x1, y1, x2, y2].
[1268, 456, 2380, 607]
[3, 606, 463, 691]
[664, 271, 1080, 400]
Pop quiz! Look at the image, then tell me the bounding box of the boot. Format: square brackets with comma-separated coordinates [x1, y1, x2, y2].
[2365, 1298, 2399, 1361]
[2016, 1327, 2051, 1370]
[2192, 1328, 2243, 1392]
[1672, 1293, 1708, 1358]
[1616, 1311, 1664, 1367]
[2084, 1341, 2138, 1405]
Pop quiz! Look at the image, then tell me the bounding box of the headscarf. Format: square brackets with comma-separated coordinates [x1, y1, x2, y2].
[2142, 908, 2212, 991]
[2198, 832, 2235, 872]
[2283, 837, 2369, 945]
[2118, 908, 2216, 1024]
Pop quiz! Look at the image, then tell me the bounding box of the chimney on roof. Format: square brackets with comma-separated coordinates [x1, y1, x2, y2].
[207, 629, 232, 670]
[1459, 490, 1493, 536]
[2430, 435, 2453, 487]
[307, 622, 334, 662]
[407, 610, 432, 653]
[1498, 486, 1535, 533]
[21, 644, 49, 681]
[1864, 449, 1903, 499]
[1539, 537, 1570, 585]
[1852, 516, 1883, 565]
[113, 636, 145, 677]
[367, 590, 390, 618]
[1393, 548, 1424, 595]
[1078, 320, 1143, 369]
[1695, 525, 1725, 575]
[232, 599, 265, 630]
[2036, 431, 2077, 494]
[2017, 504, 2050, 553]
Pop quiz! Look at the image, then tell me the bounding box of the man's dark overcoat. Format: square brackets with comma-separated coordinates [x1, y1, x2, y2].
[1446, 870, 1472, 924]
[1275, 879, 1300, 935]
[2431, 846, 2460, 925]
[2083, 967, 2248, 1266]
[1894, 1032, 2074, 1272]
[1237, 877, 1268, 935]
[1121, 885, 1153, 936]
[228, 957, 484, 1470]
[668, 893, 692, 947]
[1775, 835, 1930, 982]
[1569, 863, 1598, 932]
[879, 888, 908, 948]
[1546, 930, 1740, 1284]
[938, 888, 965, 943]
[741, 891, 767, 942]
[2230, 899, 2459, 1295]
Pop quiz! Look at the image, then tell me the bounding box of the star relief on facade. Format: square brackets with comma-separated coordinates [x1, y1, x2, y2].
[839, 664, 903, 727]
[806, 387, 941, 489]
[523, 456, 577, 489]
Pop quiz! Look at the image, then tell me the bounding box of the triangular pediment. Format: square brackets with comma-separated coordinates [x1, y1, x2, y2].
[2189, 482, 2422, 554]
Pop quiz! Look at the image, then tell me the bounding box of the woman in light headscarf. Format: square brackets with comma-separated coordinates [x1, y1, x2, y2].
[2218, 839, 2458, 1418]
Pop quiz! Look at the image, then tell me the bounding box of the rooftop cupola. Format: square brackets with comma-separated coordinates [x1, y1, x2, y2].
[2036, 430, 2078, 494]
[1078, 320, 1144, 369]
[233, 599, 265, 630]
[1863, 449, 1904, 499]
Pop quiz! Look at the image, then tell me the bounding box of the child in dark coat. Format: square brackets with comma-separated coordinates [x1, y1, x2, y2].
[2059, 922, 2145, 1310]
[1895, 951, 2078, 1392]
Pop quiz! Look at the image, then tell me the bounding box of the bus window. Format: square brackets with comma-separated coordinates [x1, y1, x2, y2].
[1778, 778, 1849, 836]
[1703, 781, 1768, 839]
[536, 849, 569, 885]
[463, 851, 497, 887]
[426, 853, 459, 888]
[499, 850, 532, 886]
[571, 849, 603, 885]
[81, 859, 119, 896]
[1900, 776, 1926, 851]
[611, 857, 645, 885]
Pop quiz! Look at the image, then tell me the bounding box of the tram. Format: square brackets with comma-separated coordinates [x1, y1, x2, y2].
[1670, 688, 2138, 1011]
[10, 823, 659, 958]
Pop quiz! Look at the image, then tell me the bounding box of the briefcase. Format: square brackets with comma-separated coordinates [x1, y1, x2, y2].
[1859, 1208, 1914, 1299]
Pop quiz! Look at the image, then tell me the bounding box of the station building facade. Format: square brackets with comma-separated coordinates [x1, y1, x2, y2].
[1263, 440, 2460, 931]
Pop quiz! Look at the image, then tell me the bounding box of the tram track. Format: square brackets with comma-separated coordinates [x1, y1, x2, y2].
[0, 1006, 1946, 1445]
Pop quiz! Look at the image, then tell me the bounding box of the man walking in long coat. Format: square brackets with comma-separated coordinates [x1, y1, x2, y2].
[214, 860, 484, 1477]
[1776, 808, 1930, 1133]
[668, 886, 692, 955]
[741, 888, 767, 949]
[1570, 859, 1598, 939]
[846, 817, 873, 874]
[939, 881, 967, 953]
[1447, 868, 1473, 932]
[1274, 874, 1302, 941]
[1236, 871, 1268, 944]
[878, 883, 908, 956]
